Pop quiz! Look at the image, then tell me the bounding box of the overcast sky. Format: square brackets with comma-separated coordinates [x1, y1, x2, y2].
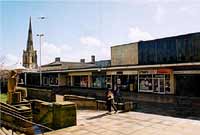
[0, 0, 200, 66]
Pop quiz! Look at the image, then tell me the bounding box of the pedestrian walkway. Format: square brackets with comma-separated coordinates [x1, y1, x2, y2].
[45, 110, 200, 135]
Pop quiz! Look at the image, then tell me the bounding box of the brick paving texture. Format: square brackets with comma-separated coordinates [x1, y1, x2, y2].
[44, 110, 200, 135]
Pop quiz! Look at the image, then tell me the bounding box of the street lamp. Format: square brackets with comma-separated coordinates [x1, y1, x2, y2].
[37, 16, 46, 86]
[37, 34, 44, 86]
[37, 16, 47, 20]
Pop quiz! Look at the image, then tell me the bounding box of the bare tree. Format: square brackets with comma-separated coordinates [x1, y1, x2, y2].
[0, 55, 6, 69]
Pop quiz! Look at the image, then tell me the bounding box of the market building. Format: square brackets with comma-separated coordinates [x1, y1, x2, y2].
[22, 32, 200, 97]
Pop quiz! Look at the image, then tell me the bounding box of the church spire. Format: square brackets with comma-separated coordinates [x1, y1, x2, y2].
[27, 16, 33, 51]
[23, 16, 38, 69]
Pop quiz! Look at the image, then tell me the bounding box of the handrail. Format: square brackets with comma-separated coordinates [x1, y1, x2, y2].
[0, 110, 53, 132]
[0, 102, 29, 113]
[0, 104, 53, 134]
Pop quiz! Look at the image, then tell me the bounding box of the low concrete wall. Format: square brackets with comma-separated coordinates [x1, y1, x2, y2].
[96, 100, 135, 111]
[64, 95, 97, 110]
[64, 95, 135, 111]
[27, 88, 55, 102]
[96, 100, 107, 110]
[32, 100, 53, 127]
[53, 102, 77, 129]
[66, 88, 177, 104]
[31, 100, 76, 130]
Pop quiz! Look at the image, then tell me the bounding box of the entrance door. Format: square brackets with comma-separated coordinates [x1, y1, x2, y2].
[153, 75, 165, 94]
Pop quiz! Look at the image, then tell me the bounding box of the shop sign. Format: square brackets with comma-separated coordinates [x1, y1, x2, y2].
[139, 70, 157, 74]
[157, 69, 172, 74]
[139, 69, 172, 74]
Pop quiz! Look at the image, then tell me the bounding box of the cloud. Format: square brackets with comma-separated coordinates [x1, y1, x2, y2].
[128, 27, 153, 42]
[147, 0, 200, 3]
[80, 36, 102, 47]
[179, 6, 199, 16]
[39, 36, 111, 65]
[154, 5, 165, 24]
[147, 0, 182, 3]
[80, 36, 110, 61]
[40, 42, 73, 64]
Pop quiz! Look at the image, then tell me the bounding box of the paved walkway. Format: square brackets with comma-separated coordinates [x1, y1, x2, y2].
[45, 110, 200, 135]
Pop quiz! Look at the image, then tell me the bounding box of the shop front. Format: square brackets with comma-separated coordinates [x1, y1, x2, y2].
[91, 72, 106, 88]
[68, 72, 92, 88]
[106, 70, 138, 91]
[70, 76, 88, 87]
[138, 69, 173, 94]
[43, 73, 59, 86]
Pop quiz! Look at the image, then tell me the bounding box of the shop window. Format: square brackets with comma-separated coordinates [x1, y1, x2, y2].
[73, 76, 80, 87]
[92, 76, 106, 88]
[43, 77, 49, 86]
[80, 76, 88, 87]
[49, 76, 58, 86]
[139, 75, 153, 92]
[165, 75, 170, 94]
[139, 72, 171, 94]
[106, 76, 112, 89]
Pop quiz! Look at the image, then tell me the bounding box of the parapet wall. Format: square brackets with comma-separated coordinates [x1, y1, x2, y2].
[64, 95, 97, 110]
[63, 95, 135, 111]
[27, 88, 56, 102]
[31, 100, 76, 130]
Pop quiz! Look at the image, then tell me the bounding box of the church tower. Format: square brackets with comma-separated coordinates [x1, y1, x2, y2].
[23, 17, 38, 69]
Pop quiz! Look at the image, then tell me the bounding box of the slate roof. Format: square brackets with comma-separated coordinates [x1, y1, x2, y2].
[41, 61, 97, 71]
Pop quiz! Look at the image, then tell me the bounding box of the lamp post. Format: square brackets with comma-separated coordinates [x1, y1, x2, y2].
[37, 16, 46, 86]
[37, 34, 44, 86]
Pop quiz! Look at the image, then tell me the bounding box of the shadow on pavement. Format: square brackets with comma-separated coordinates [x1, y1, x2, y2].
[86, 113, 110, 120]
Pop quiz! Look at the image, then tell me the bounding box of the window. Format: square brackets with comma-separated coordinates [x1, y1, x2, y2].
[138, 71, 171, 94]
[92, 76, 106, 88]
[139, 74, 153, 92]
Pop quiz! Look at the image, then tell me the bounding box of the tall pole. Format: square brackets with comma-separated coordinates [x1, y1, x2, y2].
[40, 35, 42, 86]
[37, 16, 46, 86]
[37, 34, 44, 86]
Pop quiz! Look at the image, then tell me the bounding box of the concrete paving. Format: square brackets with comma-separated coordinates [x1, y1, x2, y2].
[45, 110, 200, 135]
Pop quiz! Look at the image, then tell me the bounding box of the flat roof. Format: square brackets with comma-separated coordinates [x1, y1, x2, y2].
[25, 62, 200, 73]
[111, 32, 200, 48]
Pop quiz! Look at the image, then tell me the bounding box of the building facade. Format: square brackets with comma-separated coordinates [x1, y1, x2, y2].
[22, 32, 200, 97]
[22, 17, 38, 69]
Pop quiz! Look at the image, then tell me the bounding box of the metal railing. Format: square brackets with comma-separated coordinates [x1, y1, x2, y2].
[0, 102, 53, 135]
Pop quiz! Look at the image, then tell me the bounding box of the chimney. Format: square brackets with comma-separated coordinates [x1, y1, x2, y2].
[91, 55, 95, 64]
[80, 59, 85, 64]
[55, 57, 60, 62]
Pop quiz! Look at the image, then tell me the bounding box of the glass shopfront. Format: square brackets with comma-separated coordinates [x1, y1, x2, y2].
[110, 75, 138, 91]
[73, 76, 88, 87]
[92, 75, 106, 88]
[41, 73, 58, 86]
[92, 72, 106, 89]
[138, 69, 171, 94]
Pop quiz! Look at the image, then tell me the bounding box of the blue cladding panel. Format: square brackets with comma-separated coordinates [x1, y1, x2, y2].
[138, 33, 200, 65]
